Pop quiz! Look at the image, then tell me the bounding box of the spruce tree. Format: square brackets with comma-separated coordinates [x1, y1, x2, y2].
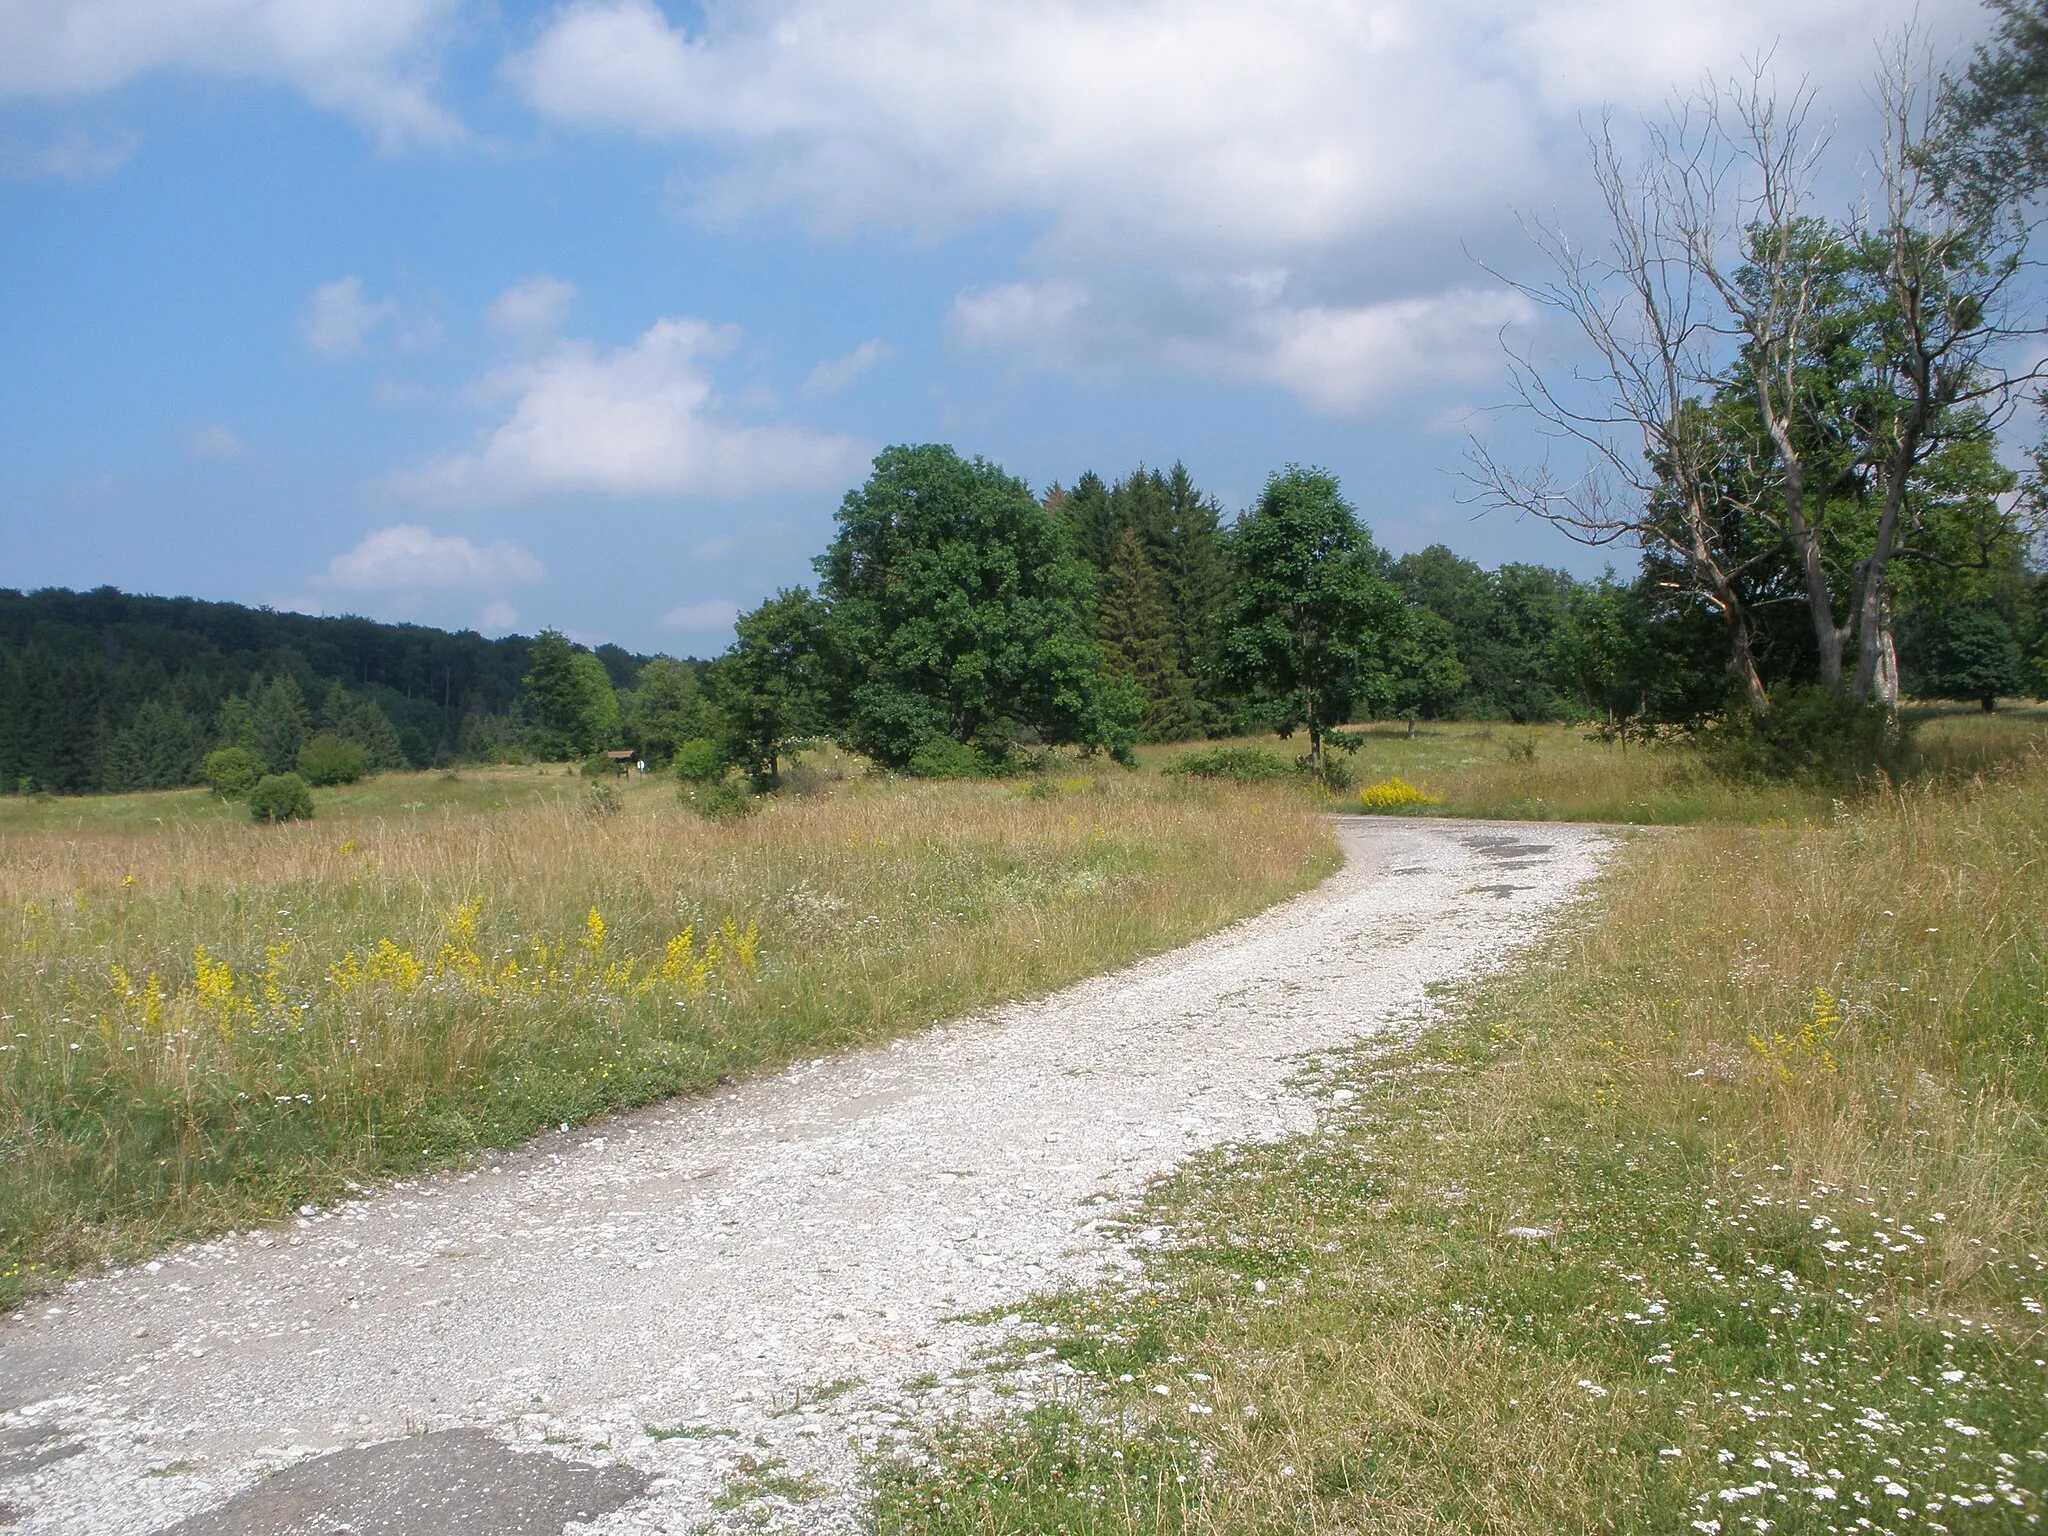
[1098, 528, 1201, 742]
[1055, 471, 1123, 574]
[250, 676, 312, 775]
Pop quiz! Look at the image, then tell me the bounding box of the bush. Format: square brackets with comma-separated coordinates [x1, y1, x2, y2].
[907, 738, 988, 780]
[1300, 753, 1356, 790]
[681, 780, 758, 819]
[580, 754, 627, 778]
[1358, 777, 1442, 811]
[1161, 745, 1294, 782]
[672, 738, 724, 783]
[296, 733, 371, 787]
[581, 782, 623, 819]
[248, 773, 314, 824]
[1708, 686, 1916, 787]
[201, 746, 264, 800]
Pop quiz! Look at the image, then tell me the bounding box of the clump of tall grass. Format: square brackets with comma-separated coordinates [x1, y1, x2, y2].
[0, 771, 1335, 1305]
[876, 748, 2048, 1534]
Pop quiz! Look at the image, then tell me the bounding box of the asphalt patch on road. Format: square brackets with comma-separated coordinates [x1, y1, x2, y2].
[161, 1429, 648, 1535]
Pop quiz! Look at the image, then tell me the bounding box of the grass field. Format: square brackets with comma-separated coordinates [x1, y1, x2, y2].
[874, 739, 2048, 1533]
[1140, 705, 2048, 826]
[0, 764, 1336, 1308]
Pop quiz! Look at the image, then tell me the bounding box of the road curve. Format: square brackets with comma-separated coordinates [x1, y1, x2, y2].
[0, 816, 1614, 1534]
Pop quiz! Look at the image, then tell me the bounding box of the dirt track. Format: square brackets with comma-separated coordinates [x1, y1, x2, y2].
[0, 816, 1613, 1534]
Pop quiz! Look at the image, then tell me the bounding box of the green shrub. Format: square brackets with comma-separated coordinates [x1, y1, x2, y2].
[907, 738, 987, 780]
[247, 773, 314, 824]
[579, 754, 627, 778]
[672, 738, 724, 783]
[201, 746, 264, 800]
[681, 780, 757, 819]
[1299, 752, 1356, 789]
[1708, 686, 1916, 787]
[1161, 745, 1294, 782]
[296, 733, 371, 787]
[581, 781, 623, 818]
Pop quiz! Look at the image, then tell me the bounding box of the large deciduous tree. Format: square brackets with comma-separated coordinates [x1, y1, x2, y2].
[710, 589, 836, 788]
[818, 444, 1136, 768]
[1217, 467, 1408, 779]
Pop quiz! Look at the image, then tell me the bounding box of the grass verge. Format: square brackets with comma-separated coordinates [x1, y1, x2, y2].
[874, 751, 2048, 1534]
[0, 767, 1335, 1307]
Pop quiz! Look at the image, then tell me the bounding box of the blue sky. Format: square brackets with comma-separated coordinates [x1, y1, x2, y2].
[0, 0, 1984, 656]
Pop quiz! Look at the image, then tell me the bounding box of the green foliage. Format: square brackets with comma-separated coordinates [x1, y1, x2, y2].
[100, 699, 207, 791]
[319, 684, 406, 771]
[907, 738, 988, 780]
[522, 629, 620, 759]
[1914, 608, 2027, 710]
[247, 772, 314, 823]
[1098, 528, 1202, 742]
[622, 657, 712, 763]
[1160, 745, 1295, 782]
[680, 778, 758, 819]
[1708, 685, 1916, 786]
[200, 746, 264, 799]
[1217, 467, 1409, 775]
[712, 588, 836, 789]
[820, 445, 1137, 769]
[671, 738, 724, 783]
[296, 733, 371, 787]
[249, 675, 312, 775]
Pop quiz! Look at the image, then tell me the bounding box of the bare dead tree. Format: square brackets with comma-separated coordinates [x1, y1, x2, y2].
[1845, 37, 2045, 706]
[1468, 78, 1824, 713]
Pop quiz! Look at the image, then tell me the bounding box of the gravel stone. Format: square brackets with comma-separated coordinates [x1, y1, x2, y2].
[0, 816, 1612, 1533]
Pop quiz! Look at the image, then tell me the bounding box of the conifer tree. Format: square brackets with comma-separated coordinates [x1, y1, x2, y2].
[1055, 471, 1123, 574]
[1097, 528, 1201, 742]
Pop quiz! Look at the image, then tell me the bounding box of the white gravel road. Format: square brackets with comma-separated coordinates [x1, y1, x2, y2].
[0, 816, 1614, 1534]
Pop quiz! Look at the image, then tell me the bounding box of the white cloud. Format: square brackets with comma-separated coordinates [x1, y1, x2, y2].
[514, 0, 1979, 410]
[949, 278, 1534, 418]
[387, 315, 871, 506]
[0, 0, 460, 146]
[512, 0, 1969, 261]
[803, 338, 894, 395]
[488, 275, 577, 336]
[302, 277, 398, 361]
[186, 423, 250, 460]
[661, 599, 740, 630]
[318, 523, 545, 591]
[478, 599, 520, 631]
[1, 126, 138, 179]
[690, 534, 738, 560]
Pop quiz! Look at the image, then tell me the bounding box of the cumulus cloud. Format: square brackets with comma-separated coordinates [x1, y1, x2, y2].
[802, 338, 894, 395]
[387, 316, 870, 506]
[660, 599, 741, 631]
[302, 277, 398, 361]
[511, 0, 1966, 260]
[0, 0, 462, 146]
[478, 599, 520, 631]
[186, 423, 250, 460]
[949, 278, 1533, 418]
[317, 523, 545, 591]
[488, 275, 577, 336]
[513, 0, 1977, 410]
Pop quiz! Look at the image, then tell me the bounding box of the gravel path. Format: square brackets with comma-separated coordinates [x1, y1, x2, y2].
[0, 816, 1613, 1534]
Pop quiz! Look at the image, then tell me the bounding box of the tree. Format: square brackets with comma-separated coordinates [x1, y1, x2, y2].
[1097, 529, 1200, 742]
[522, 629, 619, 758]
[320, 684, 405, 771]
[711, 589, 836, 788]
[621, 657, 712, 764]
[248, 772, 314, 824]
[819, 444, 1136, 768]
[101, 699, 205, 791]
[1915, 608, 2026, 709]
[1216, 467, 1409, 778]
[250, 676, 312, 775]
[297, 733, 371, 786]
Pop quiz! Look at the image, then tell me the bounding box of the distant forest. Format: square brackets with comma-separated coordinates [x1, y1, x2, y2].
[8, 449, 2041, 796]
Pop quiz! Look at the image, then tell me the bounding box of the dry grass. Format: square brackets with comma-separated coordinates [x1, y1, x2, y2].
[0, 765, 1336, 1306]
[876, 747, 2048, 1534]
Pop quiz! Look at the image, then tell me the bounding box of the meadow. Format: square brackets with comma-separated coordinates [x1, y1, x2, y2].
[874, 721, 2048, 1534]
[0, 763, 1335, 1307]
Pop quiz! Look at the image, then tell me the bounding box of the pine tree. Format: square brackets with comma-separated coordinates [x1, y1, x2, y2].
[249, 676, 311, 775]
[1098, 528, 1201, 742]
[1056, 471, 1123, 574]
